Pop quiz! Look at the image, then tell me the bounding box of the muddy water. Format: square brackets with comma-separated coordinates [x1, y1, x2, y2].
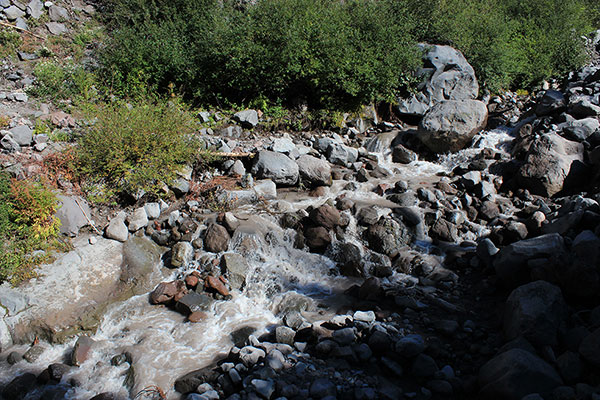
[0, 127, 513, 399]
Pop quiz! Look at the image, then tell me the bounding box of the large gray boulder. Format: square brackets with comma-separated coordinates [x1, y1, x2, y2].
[478, 348, 563, 400]
[8, 125, 33, 146]
[418, 99, 488, 153]
[397, 44, 479, 117]
[251, 150, 299, 186]
[504, 281, 567, 347]
[517, 132, 584, 197]
[233, 109, 259, 128]
[494, 233, 565, 288]
[55, 195, 90, 237]
[296, 155, 332, 187]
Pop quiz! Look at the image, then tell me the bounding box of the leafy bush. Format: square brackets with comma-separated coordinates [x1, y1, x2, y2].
[76, 99, 199, 198]
[0, 28, 21, 59]
[0, 173, 62, 284]
[101, 0, 420, 109]
[29, 61, 97, 102]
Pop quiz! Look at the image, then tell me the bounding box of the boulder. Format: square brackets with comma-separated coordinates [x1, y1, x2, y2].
[46, 22, 68, 35]
[71, 336, 95, 366]
[364, 218, 412, 258]
[535, 90, 566, 116]
[55, 195, 90, 237]
[233, 109, 259, 128]
[251, 150, 299, 186]
[150, 280, 185, 304]
[504, 281, 567, 347]
[309, 204, 340, 229]
[478, 349, 562, 400]
[119, 236, 164, 295]
[176, 292, 213, 315]
[171, 242, 193, 268]
[396, 44, 479, 117]
[221, 253, 250, 290]
[204, 223, 231, 253]
[106, 214, 128, 242]
[296, 155, 332, 187]
[392, 144, 417, 164]
[562, 118, 599, 141]
[579, 327, 600, 366]
[305, 226, 331, 252]
[326, 143, 359, 167]
[8, 125, 33, 146]
[1, 373, 36, 400]
[418, 100, 488, 153]
[517, 133, 584, 197]
[126, 207, 148, 232]
[26, 0, 44, 19]
[494, 233, 565, 288]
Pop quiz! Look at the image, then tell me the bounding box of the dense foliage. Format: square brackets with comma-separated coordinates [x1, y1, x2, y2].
[100, 0, 598, 107]
[76, 100, 199, 198]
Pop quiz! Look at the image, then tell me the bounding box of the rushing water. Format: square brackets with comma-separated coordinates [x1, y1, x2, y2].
[0, 127, 515, 399]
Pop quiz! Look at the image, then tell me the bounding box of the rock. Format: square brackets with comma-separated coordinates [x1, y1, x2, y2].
[272, 136, 296, 153]
[326, 143, 359, 167]
[105, 214, 128, 242]
[396, 44, 479, 117]
[1, 373, 36, 400]
[418, 100, 488, 153]
[7, 351, 23, 365]
[220, 253, 249, 290]
[205, 275, 229, 296]
[204, 223, 231, 253]
[365, 218, 412, 258]
[239, 346, 265, 367]
[233, 109, 259, 128]
[4, 5, 26, 19]
[556, 351, 583, 384]
[392, 144, 417, 164]
[536, 90, 566, 116]
[55, 195, 90, 237]
[126, 207, 148, 232]
[144, 203, 161, 219]
[171, 242, 193, 268]
[305, 226, 331, 252]
[23, 344, 45, 362]
[563, 118, 599, 141]
[251, 379, 275, 399]
[150, 281, 185, 304]
[71, 336, 95, 366]
[517, 132, 584, 197]
[171, 177, 190, 196]
[46, 22, 67, 35]
[504, 281, 567, 347]
[296, 155, 332, 187]
[120, 236, 163, 295]
[396, 334, 425, 357]
[430, 218, 458, 242]
[176, 292, 213, 315]
[569, 97, 600, 118]
[494, 233, 565, 288]
[275, 325, 296, 345]
[8, 125, 33, 146]
[579, 327, 600, 366]
[48, 4, 68, 20]
[13, 92, 28, 102]
[309, 204, 340, 229]
[175, 367, 220, 394]
[26, 0, 44, 19]
[188, 311, 208, 323]
[310, 378, 336, 398]
[1, 134, 21, 153]
[478, 349, 563, 400]
[412, 354, 439, 377]
[479, 200, 500, 221]
[251, 150, 299, 186]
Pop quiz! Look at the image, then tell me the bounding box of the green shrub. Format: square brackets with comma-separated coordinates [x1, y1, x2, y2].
[101, 0, 420, 109]
[0, 173, 62, 284]
[0, 28, 21, 59]
[29, 61, 97, 101]
[76, 99, 199, 198]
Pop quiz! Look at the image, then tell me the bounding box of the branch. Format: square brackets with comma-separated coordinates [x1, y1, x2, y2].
[0, 21, 45, 40]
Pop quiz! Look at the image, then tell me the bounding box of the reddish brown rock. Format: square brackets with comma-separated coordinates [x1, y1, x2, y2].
[150, 281, 186, 304]
[204, 223, 231, 253]
[205, 275, 230, 296]
[188, 311, 208, 323]
[309, 205, 340, 229]
[375, 183, 391, 196]
[305, 226, 332, 252]
[71, 336, 95, 366]
[309, 186, 328, 197]
[185, 275, 199, 288]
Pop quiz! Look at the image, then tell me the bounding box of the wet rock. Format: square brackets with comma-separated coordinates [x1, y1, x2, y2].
[305, 226, 331, 252]
[536, 90, 566, 116]
[7, 351, 23, 365]
[71, 336, 95, 366]
[478, 348, 563, 400]
[309, 204, 340, 229]
[579, 327, 600, 366]
[494, 233, 565, 288]
[120, 236, 163, 295]
[310, 378, 336, 398]
[2, 373, 37, 400]
[275, 326, 296, 346]
[504, 281, 567, 347]
[251, 150, 299, 186]
[171, 242, 193, 268]
[365, 218, 412, 258]
[251, 379, 275, 399]
[239, 346, 266, 367]
[326, 143, 359, 167]
[126, 207, 148, 232]
[517, 132, 584, 197]
[418, 99, 488, 153]
[47, 363, 70, 382]
[205, 275, 229, 296]
[188, 311, 208, 323]
[176, 292, 213, 315]
[150, 280, 185, 304]
[296, 154, 332, 187]
[23, 345, 45, 362]
[392, 144, 417, 164]
[220, 253, 249, 290]
[430, 218, 459, 242]
[175, 367, 220, 394]
[204, 223, 231, 253]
